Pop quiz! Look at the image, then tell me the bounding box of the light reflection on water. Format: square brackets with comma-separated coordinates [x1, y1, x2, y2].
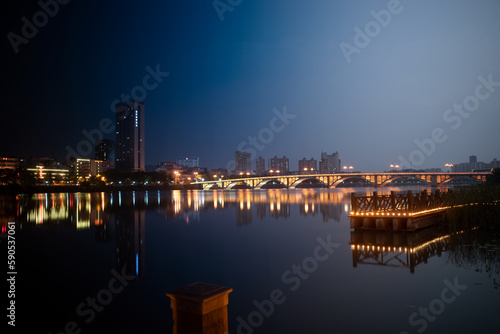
[1, 187, 499, 334]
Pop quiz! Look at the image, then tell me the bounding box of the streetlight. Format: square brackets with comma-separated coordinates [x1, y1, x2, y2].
[390, 164, 400, 172]
[276, 170, 280, 174]
[303, 167, 308, 175]
[349, 166, 353, 171]
[310, 168, 314, 174]
[445, 163, 454, 172]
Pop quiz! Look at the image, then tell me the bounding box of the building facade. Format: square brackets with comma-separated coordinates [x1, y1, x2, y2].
[115, 100, 145, 172]
[320, 152, 341, 174]
[25, 158, 69, 183]
[298, 158, 317, 174]
[270, 156, 289, 174]
[451, 156, 499, 172]
[95, 139, 115, 162]
[70, 158, 112, 179]
[0, 157, 20, 170]
[256, 156, 266, 176]
[235, 151, 251, 174]
[176, 157, 199, 168]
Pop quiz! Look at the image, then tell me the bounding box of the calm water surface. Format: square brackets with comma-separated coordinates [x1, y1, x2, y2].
[2, 187, 499, 334]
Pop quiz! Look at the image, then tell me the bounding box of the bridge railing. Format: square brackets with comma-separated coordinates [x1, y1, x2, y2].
[351, 190, 445, 215]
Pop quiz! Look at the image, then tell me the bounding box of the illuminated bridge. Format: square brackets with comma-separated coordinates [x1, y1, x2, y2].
[195, 172, 491, 190]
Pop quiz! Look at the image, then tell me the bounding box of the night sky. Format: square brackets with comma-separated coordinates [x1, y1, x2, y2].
[3, 0, 500, 171]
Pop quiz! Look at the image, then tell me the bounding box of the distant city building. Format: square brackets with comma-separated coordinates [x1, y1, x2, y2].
[451, 156, 498, 172]
[270, 156, 289, 174]
[176, 157, 199, 168]
[69, 158, 112, 179]
[299, 157, 317, 174]
[492, 158, 499, 169]
[155, 162, 183, 173]
[115, 100, 145, 172]
[256, 157, 266, 176]
[319, 160, 329, 174]
[95, 139, 115, 162]
[26, 157, 69, 183]
[209, 168, 227, 178]
[0, 157, 20, 170]
[235, 151, 251, 174]
[319, 152, 341, 174]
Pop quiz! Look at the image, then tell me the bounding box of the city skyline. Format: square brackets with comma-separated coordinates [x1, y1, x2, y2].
[3, 0, 500, 172]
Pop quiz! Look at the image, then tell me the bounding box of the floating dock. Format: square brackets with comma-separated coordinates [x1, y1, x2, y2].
[349, 190, 446, 231]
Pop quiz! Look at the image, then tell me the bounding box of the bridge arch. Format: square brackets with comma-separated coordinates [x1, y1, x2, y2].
[254, 179, 287, 189]
[379, 175, 431, 188]
[225, 181, 252, 189]
[289, 177, 327, 189]
[438, 175, 483, 187]
[330, 176, 375, 188]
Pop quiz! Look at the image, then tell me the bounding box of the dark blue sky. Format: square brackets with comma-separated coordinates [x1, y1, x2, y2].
[3, 0, 500, 171]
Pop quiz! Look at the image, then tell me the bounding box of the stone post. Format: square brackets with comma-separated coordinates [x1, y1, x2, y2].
[166, 282, 232, 334]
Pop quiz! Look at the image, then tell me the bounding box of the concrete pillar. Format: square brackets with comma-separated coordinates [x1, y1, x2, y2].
[167, 282, 232, 334]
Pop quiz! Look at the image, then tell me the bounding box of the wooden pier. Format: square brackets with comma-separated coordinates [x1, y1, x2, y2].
[349, 190, 446, 231]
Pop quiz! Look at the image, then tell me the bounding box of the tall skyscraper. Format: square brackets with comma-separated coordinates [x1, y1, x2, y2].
[256, 156, 266, 176]
[235, 151, 251, 174]
[115, 100, 145, 172]
[95, 139, 115, 161]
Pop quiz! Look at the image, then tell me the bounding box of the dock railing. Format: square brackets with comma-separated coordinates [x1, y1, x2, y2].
[350, 190, 445, 216]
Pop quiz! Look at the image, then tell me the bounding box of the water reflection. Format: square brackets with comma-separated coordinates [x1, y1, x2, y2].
[446, 229, 500, 289]
[10, 189, 350, 229]
[3, 188, 500, 333]
[350, 227, 451, 273]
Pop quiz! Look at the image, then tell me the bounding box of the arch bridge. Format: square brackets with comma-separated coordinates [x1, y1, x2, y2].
[195, 172, 491, 190]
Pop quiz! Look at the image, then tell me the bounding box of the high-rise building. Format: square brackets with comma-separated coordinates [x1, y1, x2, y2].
[270, 156, 289, 174]
[235, 151, 251, 174]
[115, 100, 145, 172]
[298, 158, 317, 174]
[469, 155, 477, 163]
[256, 156, 266, 176]
[95, 139, 115, 162]
[320, 152, 341, 173]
